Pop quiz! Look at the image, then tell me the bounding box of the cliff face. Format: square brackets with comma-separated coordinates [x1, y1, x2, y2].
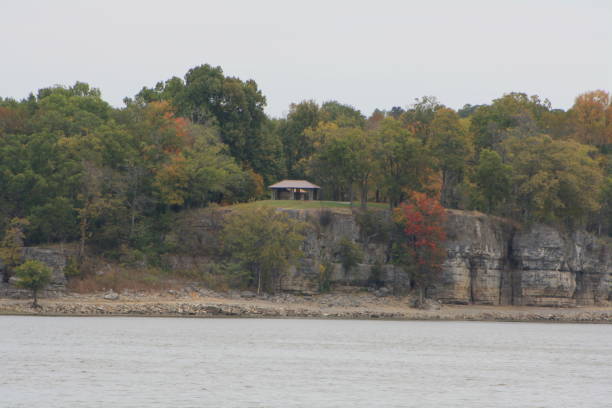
[276, 208, 611, 306]
[169, 207, 610, 305]
[512, 226, 611, 306]
[436, 210, 514, 305]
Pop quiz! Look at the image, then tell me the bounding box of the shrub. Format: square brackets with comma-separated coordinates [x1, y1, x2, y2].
[318, 261, 333, 293]
[319, 209, 333, 227]
[355, 209, 392, 244]
[368, 261, 385, 288]
[336, 237, 363, 275]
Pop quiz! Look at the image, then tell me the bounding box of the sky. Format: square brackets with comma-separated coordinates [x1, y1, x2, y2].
[1, 0, 610, 118]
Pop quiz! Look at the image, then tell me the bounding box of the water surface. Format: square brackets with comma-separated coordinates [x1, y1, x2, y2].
[1, 316, 611, 407]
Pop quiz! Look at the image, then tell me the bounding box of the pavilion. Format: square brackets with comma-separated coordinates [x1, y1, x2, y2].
[268, 180, 320, 200]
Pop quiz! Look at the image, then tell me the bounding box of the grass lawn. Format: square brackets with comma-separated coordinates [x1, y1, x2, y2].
[229, 200, 389, 210]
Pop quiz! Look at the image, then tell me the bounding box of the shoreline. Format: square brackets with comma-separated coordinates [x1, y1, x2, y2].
[2, 292, 612, 323]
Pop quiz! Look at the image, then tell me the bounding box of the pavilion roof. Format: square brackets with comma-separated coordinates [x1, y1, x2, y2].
[268, 180, 321, 189]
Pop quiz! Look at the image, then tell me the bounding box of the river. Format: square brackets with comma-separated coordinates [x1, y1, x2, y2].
[1, 316, 611, 407]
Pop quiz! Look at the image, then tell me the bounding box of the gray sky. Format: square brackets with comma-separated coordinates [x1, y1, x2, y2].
[1, 0, 610, 117]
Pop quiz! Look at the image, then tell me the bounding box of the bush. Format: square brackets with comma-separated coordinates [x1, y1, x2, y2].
[319, 209, 333, 227]
[368, 261, 385, 288]
[336, 237, 363, 275]
[355, 209, 392, 244]
[63, 257, 81, 279]
[318, 261, 333, 293]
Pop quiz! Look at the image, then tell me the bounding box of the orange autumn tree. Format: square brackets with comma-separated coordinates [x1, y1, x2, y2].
[393, 192, 447, 307]
[570, 90, 612, 149]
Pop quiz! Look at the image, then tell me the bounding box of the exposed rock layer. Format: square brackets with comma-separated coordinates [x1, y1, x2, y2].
[267, 209, 611, 306]
[167, 207, 610, 306]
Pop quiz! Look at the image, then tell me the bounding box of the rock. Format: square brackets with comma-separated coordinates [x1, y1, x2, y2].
[203, 305, 222, 314]
[512, 224, 610, 306]
[103, 290, 119, 300]
[422, 299, 441, 310]
[374, 287, 391, 297]
[240, 290, 256, 298]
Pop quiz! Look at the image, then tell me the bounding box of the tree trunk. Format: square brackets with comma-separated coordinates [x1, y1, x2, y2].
[129, 204, 136, 239]
[412, 286, 425, 309]
[256, 267, 262, 295]
[360, 180, 368, 209]
[78, 208, 88, 266]
[32, 289, 39, 308]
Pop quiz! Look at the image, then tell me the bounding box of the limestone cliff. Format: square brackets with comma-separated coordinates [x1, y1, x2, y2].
[171, 207, 610, 306]
[3, 207, 609, 307]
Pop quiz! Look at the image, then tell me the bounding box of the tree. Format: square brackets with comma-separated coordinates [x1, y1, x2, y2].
[222, 208, 306, 294]
[373, 118, 433, 207]
[306, 124, 373, 204]
[336, 237, 363, 276]
[307, 124, 355, 201]
[181, 123, 250, 206]
[428, 108, 474, 207]
[501, 135, 604, 225]
[75, 161, 116, 264]
[0, 218, 29, 283]
[400, 96, 444, 142]
[136, 64, 271, 178]
[570, 90, 612, 149]
[319, 101, 365, 128]
[14, 260, 52, 308]
[470, 93, 552, 151]
[601, 175, 612, 236]
[473, 149, 511, 213]
[393, 192, 447, 307]
[280, 100, 320, 177]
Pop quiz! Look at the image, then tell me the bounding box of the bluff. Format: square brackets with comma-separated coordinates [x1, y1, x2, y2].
[170, 207, 611, 306]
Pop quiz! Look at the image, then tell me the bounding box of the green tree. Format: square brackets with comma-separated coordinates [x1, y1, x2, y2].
[279, 100, 320, 177]
[14, 260, 52, 308]
[319, 101, 365, 128]
[136, 64, 272, 179]
[473, 149, 511, 213]
[336, 237, 363, 275]
[181, 124, 250, 206]
[428, 108, 474, 208]
[601, 175, 612, 236]
[502, 135, 604, 225]
[373, 118, 433, 207]
[400, 96, 444, 142]
[222, 208, 306, 294]
[306, 124, 373, 204]
[470, 93, 553, 152]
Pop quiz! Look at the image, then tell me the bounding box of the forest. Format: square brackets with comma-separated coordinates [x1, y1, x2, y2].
[0, 64, 610, 269]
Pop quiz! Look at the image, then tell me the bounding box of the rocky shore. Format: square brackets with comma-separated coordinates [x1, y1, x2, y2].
[2, 290, 612, 323]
